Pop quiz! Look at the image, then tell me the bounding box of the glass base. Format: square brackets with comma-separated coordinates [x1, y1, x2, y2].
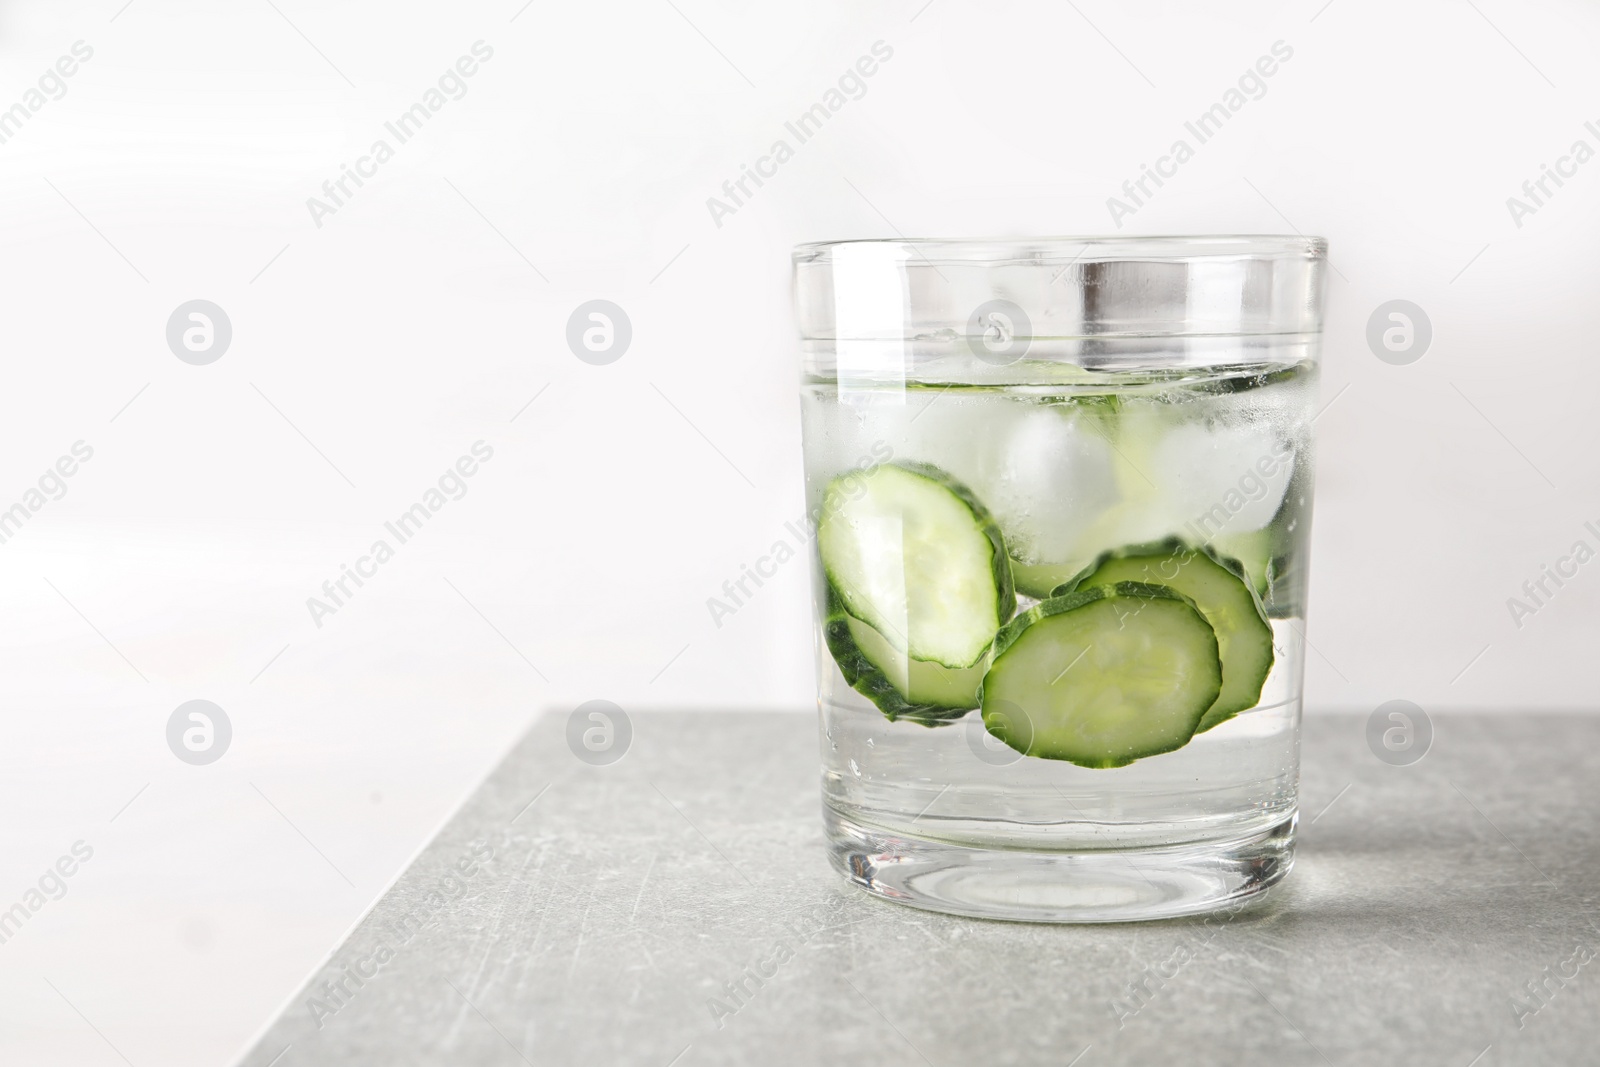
[824, 807, 1296, 923]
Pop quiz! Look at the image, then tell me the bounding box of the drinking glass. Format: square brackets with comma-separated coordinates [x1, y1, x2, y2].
[794, 236, 1327, 921]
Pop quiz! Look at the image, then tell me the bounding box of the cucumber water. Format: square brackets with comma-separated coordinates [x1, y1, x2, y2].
[802, 359, 1315, 847]
[796, 235, 1325, 922]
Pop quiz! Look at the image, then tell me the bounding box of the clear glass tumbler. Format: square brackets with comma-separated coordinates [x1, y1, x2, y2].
[794, 236, 1327, 922]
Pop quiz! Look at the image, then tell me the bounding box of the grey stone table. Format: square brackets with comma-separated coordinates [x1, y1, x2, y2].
[238, 712, 1600, 1067]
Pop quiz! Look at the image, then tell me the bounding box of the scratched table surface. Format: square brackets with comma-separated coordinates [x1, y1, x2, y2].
[237, 712, 1600, 1067]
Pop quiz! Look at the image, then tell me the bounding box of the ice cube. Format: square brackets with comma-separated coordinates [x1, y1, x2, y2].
[1140, 417, 1294, 538]
[983, 405, 1120, 565]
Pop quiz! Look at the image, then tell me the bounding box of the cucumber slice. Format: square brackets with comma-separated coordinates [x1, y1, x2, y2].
[979, 582, 1221, 767]
[822, 592, 985, 726]
[818, 462, 1013, 670]
[1054, 540, 1272, 733]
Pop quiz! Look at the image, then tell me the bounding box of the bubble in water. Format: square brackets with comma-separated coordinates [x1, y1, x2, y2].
[866, 737, 875, 748]
[849, 759, 861, 777]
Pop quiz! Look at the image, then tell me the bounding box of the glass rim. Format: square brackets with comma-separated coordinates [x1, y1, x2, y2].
[793, 234, 1327, 264]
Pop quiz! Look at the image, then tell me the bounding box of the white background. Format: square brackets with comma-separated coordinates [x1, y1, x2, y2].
[1, 0, 1597, 1063]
